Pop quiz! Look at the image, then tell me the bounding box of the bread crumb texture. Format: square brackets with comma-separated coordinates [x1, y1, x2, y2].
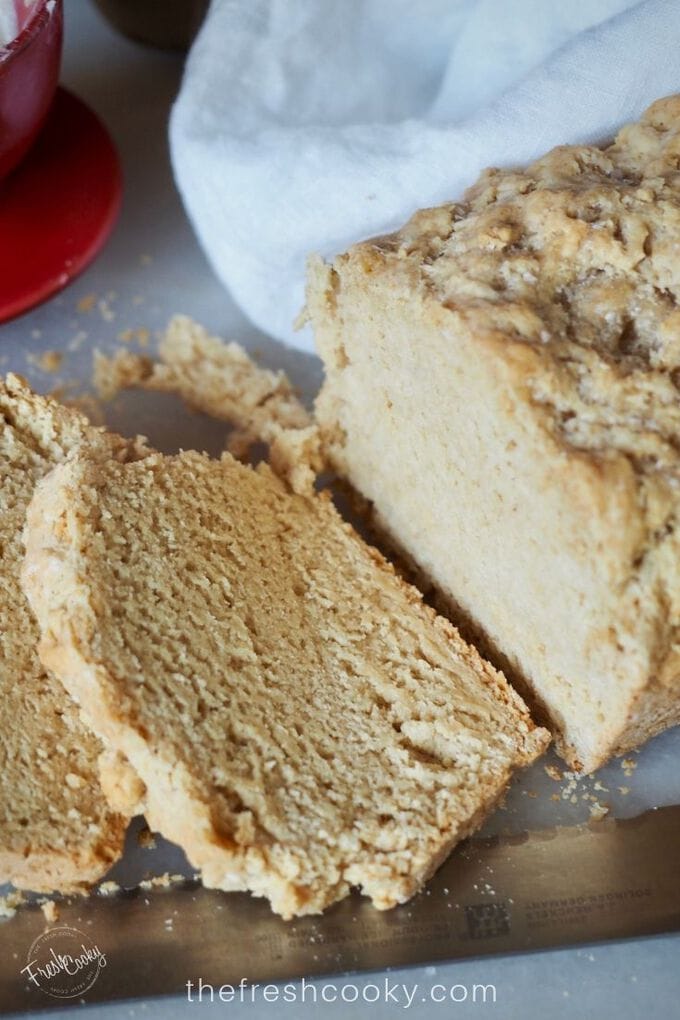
[23, 448, 547, 918]
[0, 375, 145, 893]
[309, 95, 680, 774]
[93, 315, 322, 493]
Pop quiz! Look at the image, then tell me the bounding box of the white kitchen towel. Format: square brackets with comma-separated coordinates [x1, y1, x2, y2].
[170, 0, 680, 352]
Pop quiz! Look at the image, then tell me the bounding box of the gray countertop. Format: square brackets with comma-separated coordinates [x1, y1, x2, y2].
[2, 2, 679, 1017]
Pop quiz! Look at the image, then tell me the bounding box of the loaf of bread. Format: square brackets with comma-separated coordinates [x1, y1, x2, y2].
[0, 375, 144, 891]
[22, 446, 547, 917]
[307, 95, 680, 773]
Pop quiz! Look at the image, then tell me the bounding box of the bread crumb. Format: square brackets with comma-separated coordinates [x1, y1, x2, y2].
[117, 328, 151, 348]
[0, 891, 26, 919]
[27, 350, 63, 373]
[544, 764, 563, 781]
[138, 873, 185, 891]
[98, 881, 120, 896]
[77, 294, 97, 313]
[98, 297, 116, 323]
[40, 900, 59, 924]
[117, 327, 150, 347]
[68, 331, 88, 353]
[589, 801, 609, 820]
[618, 785, 630, 795]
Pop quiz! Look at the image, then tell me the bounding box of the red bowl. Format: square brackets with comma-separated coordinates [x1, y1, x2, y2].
[0, 0, 63, 182]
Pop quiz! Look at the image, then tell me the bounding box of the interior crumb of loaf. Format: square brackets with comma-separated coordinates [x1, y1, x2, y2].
[0, 374, 138, 892]
[23, 449, 547, 918]
[97, 749, 147, 817]
[93, 315, 321, 492]
[389, 96, 680, 478]
[310, 95, 680, 773]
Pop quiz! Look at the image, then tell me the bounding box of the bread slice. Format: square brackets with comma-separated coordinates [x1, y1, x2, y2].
[0, 374, 145, 892]
[22, 447, 548, 917]
[308, 95, 680, 774]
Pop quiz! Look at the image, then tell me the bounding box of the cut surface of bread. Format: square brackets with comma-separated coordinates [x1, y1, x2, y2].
[23, 447, 548, 917]
[308, 95, 680, 773]
[0, 374, 144, 892]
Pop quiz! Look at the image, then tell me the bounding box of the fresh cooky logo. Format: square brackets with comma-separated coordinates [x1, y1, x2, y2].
[21, 925, 106, 999]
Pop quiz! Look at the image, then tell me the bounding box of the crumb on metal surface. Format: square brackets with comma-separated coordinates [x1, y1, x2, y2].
[138, 873, 186, 891]
[98, 881, 121, 897]
[77, 293, 97, 313]
[26, 350, 64, 373]
[40, 900, 59, 924]
[0, 891, 26, 919]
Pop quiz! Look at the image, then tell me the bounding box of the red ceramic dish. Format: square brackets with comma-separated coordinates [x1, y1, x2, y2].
[0, 86, 123, 322]
[0, 0, 63, 181]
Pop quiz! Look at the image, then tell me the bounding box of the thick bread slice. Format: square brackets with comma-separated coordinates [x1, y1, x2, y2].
[308, 95, 680, 773]
[23, 448, 548, 918]
[0, 374, 145, 892]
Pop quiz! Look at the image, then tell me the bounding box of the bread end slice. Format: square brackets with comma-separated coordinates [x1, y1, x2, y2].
[0, 374, 147, 892]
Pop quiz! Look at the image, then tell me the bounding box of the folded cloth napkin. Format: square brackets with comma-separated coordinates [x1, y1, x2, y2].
[170, 0, 680, 352]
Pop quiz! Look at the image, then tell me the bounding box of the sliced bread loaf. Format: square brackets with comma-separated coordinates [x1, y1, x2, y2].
[308, 95, 680, 773]
[23, 446, 548, 917]
[0, 374, 144, 892]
